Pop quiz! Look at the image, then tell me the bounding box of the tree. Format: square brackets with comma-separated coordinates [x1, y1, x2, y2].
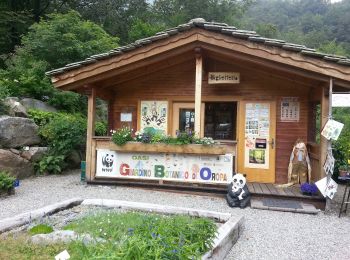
[0, 10, 118, 111]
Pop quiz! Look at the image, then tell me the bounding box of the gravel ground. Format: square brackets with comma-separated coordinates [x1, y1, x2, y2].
[1, 171, 350, 260]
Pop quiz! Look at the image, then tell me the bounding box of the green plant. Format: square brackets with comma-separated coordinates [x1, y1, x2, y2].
[0, 171, 15, 192]
[111, 126, 133, 146]
[36, 155, 65, 174]
[29, 224, 54, 235]
[40, 113, 86, 156]
[63, 211, 217, 259]
[95, 121, 107, 136]
[27, 109, 56, 127]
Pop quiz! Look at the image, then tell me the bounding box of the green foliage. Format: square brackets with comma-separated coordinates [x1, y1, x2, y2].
[0, 10, 117, 109]
[333, 108, 350, 175]
[27, 109, 56, 127]
[40, 113, 86, 156]
[111, 127, 133, 146]
[29, 224, 54, 235]
[28, 110, 87, 174]
[128, 19, 166, 43]
[36, 155, 65, 175]
[95, 121, 108, 136]
[64, 211, 217, 259]
[48, 90, 87, 113]
[0, 171, 15, 192]
[318, 40, 348, 56]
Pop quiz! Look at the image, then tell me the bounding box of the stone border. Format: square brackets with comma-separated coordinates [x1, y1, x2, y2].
[0, 198, 83, 234]
[0, 198, 244, 260]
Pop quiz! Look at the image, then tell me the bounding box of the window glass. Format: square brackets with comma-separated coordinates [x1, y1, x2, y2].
[179, 108, 195, 132]
[204, 102, 237, 140]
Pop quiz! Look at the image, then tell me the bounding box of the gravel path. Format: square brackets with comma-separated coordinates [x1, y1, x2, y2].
[1, 171, 350, 260]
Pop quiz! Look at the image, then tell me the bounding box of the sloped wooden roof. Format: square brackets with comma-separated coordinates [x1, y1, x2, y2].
[47, 18, 350, 90]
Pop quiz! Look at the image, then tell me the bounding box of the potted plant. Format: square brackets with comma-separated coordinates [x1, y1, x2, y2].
[339, 164, 349, 177]
[0, 171, 15, 196]
[300, 182, 318, 196]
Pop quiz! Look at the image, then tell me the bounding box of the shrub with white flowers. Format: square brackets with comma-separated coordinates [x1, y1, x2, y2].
[111, 127, 133, 146]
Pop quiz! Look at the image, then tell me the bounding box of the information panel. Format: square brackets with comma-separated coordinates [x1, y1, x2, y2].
[96, 149, 233, 184]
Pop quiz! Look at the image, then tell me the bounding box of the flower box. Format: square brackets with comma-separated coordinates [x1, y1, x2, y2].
[94, 138, 235, 155]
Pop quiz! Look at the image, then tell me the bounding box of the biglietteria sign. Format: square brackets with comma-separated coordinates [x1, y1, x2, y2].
[208, 72, 240, 84]
[96, 149, 233, 184]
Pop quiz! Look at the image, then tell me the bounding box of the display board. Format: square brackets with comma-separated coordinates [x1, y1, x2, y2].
[244, 103, 270, 169]
[140, 101, 168, 134]
[281, 97, 299, 122]
[96, 149, 233, 184]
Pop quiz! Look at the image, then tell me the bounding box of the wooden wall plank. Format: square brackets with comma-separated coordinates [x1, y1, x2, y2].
[107, 57, 318, 184]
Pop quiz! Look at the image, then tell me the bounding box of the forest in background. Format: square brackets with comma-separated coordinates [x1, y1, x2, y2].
[0, 0, 349, 174]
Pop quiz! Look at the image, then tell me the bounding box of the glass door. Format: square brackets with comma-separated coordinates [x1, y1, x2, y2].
[172, 103, 204, 137]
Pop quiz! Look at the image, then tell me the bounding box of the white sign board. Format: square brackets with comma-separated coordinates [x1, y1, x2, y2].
[120, 113, 132, 122]
[321, 119, 344, 140]
[96, 149, 233, 184]
[208, 72, 240, 84]
[315, 177, 338, 200]
[332, 94, 350, 107]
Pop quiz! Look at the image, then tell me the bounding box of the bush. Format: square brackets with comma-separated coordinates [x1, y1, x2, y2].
[36, 155, 65, 175]
[95, 121, 107, 136]
[0, 171, 15, 192]
[111, 127, 133, 146]
[29, 111, 87, 174]
[27, 109, 56, 127]
[40, 113, 86, 156]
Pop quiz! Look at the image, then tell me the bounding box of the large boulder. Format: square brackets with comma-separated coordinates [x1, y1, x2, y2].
[0, 116, 41, 148]
[20, 147, 48, 162]
[3, 97, 28, 117]
[20, 98, 57, 113]
[0, 149, 34, 179]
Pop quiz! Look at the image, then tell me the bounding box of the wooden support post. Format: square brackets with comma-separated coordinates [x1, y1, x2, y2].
[194, 48, 202, 136]
[86, 87, 96, 181]
[319, 85, 329, 180]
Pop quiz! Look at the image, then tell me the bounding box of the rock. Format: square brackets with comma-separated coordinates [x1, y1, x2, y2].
[3, 97, 28, 117]
[9, 148, 20, 155]
[20, 147, 48, 162]
[20, 98, 57, 113]
[0, 116, 41, 148]
[0, 149, 34, 179]
[31, 230, 105, 245]
[67, 150, 82, 169]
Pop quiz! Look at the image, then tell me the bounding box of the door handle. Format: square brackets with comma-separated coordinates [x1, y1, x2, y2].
[269, 138, 275, 149]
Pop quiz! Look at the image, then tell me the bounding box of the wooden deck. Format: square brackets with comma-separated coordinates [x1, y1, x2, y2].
[247, 182, 325, 209]
[90, 178, 326, 209]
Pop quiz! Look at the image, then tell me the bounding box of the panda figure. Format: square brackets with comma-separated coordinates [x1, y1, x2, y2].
[102, 153, 114, 168]
[226, 173, 251, 208]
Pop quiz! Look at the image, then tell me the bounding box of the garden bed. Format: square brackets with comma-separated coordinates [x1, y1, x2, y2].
[0, 199, 243, 260]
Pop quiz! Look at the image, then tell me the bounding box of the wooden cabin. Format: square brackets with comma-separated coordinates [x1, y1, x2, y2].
[47, 18, 350, 193]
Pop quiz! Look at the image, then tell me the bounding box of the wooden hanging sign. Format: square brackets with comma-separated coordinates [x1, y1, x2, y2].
[208, 72, 240, 84]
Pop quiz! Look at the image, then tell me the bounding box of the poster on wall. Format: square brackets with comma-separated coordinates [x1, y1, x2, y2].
[96, 149, 233, 184]
[140, 101, 168, 134]
[244, 103, 270, 169]
[281, 97, 300, 122]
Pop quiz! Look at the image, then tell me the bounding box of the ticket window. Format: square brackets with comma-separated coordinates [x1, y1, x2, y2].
[204, 102, 237, 141]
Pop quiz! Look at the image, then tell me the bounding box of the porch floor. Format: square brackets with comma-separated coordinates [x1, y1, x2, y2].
[247, 182, 325, 210]
[90, 178, 326, 209]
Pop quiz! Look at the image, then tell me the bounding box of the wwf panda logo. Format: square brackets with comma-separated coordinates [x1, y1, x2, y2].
[102, 153, 114, 168]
